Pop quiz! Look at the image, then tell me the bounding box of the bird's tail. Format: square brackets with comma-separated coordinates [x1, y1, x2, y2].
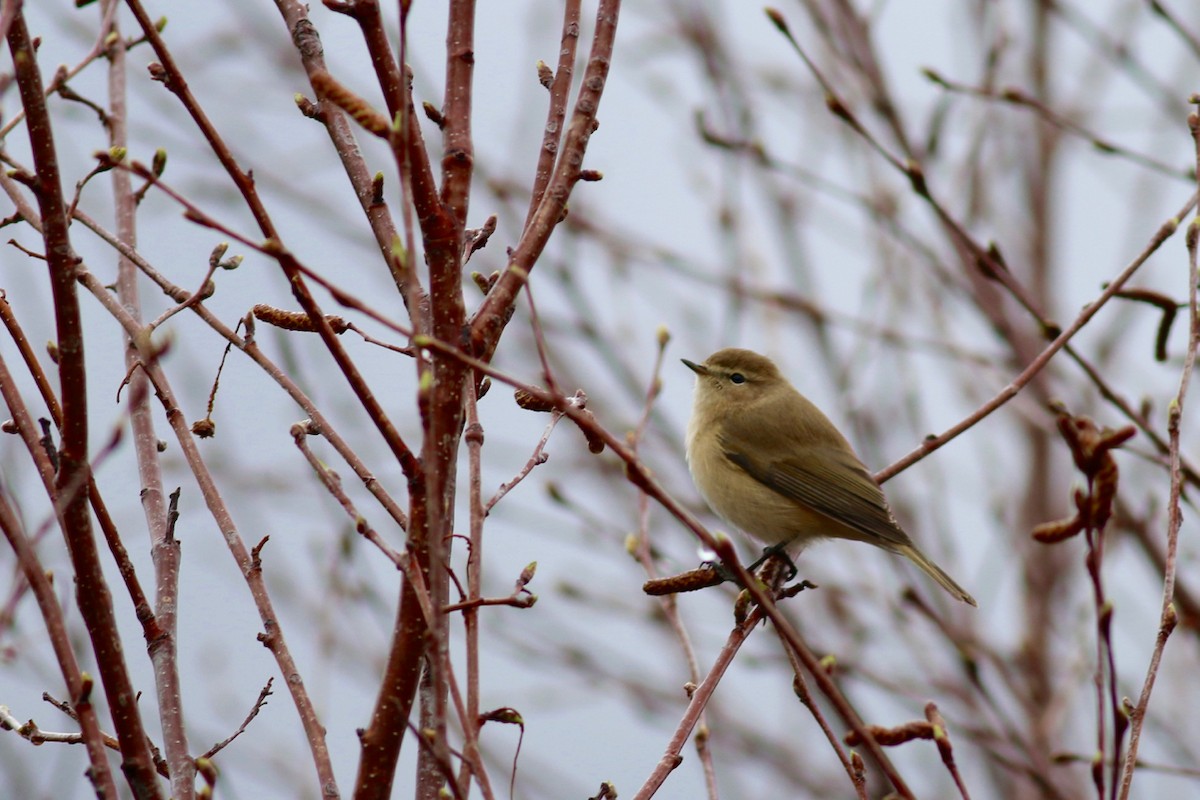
[895, 544, 977, 607]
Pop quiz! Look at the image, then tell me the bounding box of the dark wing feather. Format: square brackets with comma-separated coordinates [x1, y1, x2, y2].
[723, 443, 910, 548]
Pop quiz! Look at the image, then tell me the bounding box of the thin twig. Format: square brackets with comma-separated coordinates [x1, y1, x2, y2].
[1118, 107, 1200, 800]
[198, 678, 274, 760]
[876, 193, 1193, 485]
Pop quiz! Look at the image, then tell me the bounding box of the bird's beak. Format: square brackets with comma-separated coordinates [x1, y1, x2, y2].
[681, 358, 708, 376]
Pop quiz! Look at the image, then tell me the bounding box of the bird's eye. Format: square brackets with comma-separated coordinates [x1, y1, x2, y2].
[730, 373, 746, 384]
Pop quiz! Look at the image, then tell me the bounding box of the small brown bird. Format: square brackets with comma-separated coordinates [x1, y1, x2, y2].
[683, 348, 976, 606]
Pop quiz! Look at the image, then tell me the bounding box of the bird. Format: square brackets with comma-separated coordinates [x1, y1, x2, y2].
[682, 347, 976, 606]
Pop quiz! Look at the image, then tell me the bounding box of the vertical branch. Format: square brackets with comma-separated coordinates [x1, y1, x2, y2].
[409, 3, 478, 795]
[75, 269, 340, 794]
[456, 383, 486, 796]
[0, 356, 119, 799]
[524, 0, 581, 228]
[628, 332, 720, 796]
[441, 0, 476, 223]
[354, 550, 429, 799]
[1118, 105, 1200, 799]
[1, 291, 161, 659]
[469, 0, 621, 361]
[347, 24, 438, 779]
[1085, 521, 1114, 799]
[277, 0, 429, 326]
[413, 357, 466, 800]
[103, 1, 193, 796]
[6, 10, 162, 798]
[353, 1, 476, 794]
[1017, 3, 1070, 773]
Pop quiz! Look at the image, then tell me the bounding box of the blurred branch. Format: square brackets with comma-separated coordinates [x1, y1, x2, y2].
[1148, 0, 1200, 60]
[875, 193, 1195, 485]
[1119, 105, 1200, 799]
[628, 330, 720, 799]
[921, 68, 1193, 182]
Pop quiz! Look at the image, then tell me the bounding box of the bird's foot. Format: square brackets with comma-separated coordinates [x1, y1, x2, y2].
[700, 560, 736, 585]
[779, 578, 818, 599]
[700, 547, 802, 595]
[746, 543, 798, 581]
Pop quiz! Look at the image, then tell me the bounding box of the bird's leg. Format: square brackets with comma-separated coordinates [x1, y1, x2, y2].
[746, 542, 798, 580]
[699, 557, 771, 586]
[779, 579, 818, 599]
[699, 543, 800, 590]
[701, 560, 736, 585]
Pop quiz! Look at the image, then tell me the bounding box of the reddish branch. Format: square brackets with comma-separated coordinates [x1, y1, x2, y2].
[524, 0, 582, 228]
[441, 0, 476, 223]
[0, 295, 158, 644]
[7, 11, 160, 798]
[307, 0, 618, 794]
[125, 0, 420, 480]
[405, 0, 479, 790]
[469, 0, 621, 362]
[104, 4, 194, 796]
[75, 267, 339, 794]
[0, 364, 118, 797]
[120, 5, 443, 792]
[457, 387, 494, 798]
[282, 0, 429, 322]
[633, 606, 761, 800]
[71, 209, 411, 532]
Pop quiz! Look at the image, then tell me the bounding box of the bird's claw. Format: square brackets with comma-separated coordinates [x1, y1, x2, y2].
[746, 543, 798, 581]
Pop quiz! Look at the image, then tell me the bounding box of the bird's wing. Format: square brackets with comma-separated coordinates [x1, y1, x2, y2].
[722, 442, 911, 548]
